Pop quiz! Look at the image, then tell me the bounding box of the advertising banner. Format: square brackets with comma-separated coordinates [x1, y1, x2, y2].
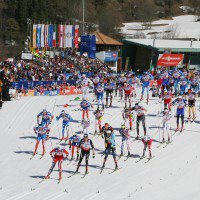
[157, 54, 184, 66]
[104, 51, 118, 62]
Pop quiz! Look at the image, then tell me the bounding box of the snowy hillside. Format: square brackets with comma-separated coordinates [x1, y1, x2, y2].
[121, 15, 200, 40]
[1, 91, 200, 200]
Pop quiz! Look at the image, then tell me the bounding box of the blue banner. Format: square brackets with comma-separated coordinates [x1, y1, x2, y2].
[48, 24, 53, 48]
[89, 35, 96, 59]
[37, 24, 41, 48]
[80, 35, 96, 59]
[104, 51, 118, 62]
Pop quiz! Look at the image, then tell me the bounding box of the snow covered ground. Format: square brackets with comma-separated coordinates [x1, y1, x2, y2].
[121, 15, 200, 40]
[1, 90, 200, 200]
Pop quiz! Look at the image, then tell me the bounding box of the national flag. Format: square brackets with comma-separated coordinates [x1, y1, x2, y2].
[37, 24, 41, 48]
[74, 25, 79, 48]
[32, 24, 37, 48]
[65, 25, 73, 48]
[48, 24, 53, 48]
[41, 24, 45, 47]
[45, 25, 49, 48]
[53, 25, 56, 47]
[58, 25, 64, 48]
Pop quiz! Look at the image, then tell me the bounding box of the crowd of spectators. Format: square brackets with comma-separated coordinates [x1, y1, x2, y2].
[0, 50, 113, 107]
[0, 50, 111, 83]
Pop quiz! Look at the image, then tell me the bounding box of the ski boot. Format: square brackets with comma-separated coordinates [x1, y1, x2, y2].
[180, 125, 184, 132]
[149, 152, 152, 159]
[45, 175, 50, 179]
[85, 166, 88, 174]
[175, 126, 179, 132]
[127, 151, 131, 157]
[75, 164, 80, 173]
[162, 138, 165, 143]
[115, 162, 118, 170]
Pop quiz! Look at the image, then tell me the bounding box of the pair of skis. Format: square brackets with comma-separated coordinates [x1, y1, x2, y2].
[67, 171, 88, 179]
[100, 166, 121, 174]
[30, 153, 45, 160]
[135, 156, 154, 163]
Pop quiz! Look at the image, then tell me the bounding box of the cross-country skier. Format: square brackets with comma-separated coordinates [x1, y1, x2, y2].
[123, 82, 134, 108]
[37, 109, 53, 127]
[101, 128, 118, 170]
[141, 135, 153, 158]
[80, 74, 93, 100]
[80, 99, 92, 122]
[162, 90, 173, 111]
[186, 89, 196, 121]
[179, 76, 189, 95]
[122, 107, 134, 130]
[119, 124, 131, 157]
[92, 74, 100, 94]
[140, 72, 154, 103]
[81, 118, 90, 134]
[45, 146, 69, 182]
[95, 83, 104, 109]
[33, 125, 50, 155]
[69, 134, 81, 160]
[56, 110, 73, 140]
[190, 76, 199, 93]
[162, 108, 172, 143]
[161, 70, 170, 92]
[172, 96, 187, 132]
[75, 133, 95, 174]
[131, 103, 147, 139]
[93, 107, 104, 134]
[105, 79, 114, 107]
[172, 69, 182, 96]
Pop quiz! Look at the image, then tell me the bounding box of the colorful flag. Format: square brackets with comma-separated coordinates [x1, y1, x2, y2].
[58, 25, 64, 48]
[53, 25, 56, 47]
[32, 24, 37, 48]
[48, 24, 53, 48]
[37, 24, 41, 48]
[63, 25, 67, 48]
[41, 24, 45, 47]
[65, 25, 73, 48]
[74, 25, 79, 48]
[45, 25, 49, 48]
[72, 25, 75, 48]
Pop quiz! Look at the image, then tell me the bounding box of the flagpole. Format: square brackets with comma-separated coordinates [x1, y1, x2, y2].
[82, 0, 85, 35]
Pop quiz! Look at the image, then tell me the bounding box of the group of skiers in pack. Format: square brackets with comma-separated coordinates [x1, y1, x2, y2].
[30, 68, 198, 182]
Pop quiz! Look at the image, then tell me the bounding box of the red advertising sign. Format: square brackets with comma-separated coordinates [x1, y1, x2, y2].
[157, 54, 184, 66]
